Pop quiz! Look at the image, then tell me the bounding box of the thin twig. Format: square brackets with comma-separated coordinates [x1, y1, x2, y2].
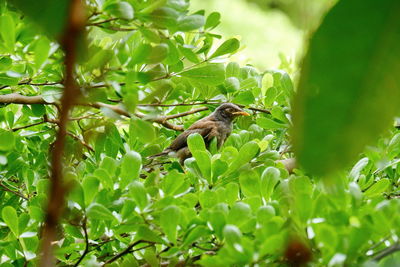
[73, 218, 89, 267]
[372, 242, 400, 261]
[67, 132, 94, 152]
[87, 18, 119, 26]
[102, 240, 153, 265]
[0, 181, 28, 200]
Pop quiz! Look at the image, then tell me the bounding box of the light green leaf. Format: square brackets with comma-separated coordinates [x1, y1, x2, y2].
[104, 2, 134, 20]
[178, 14, 205, 31]
[210, 38, 240, 59]
[364, 179, 390, 198]
[260, 167, 280, 201]
[34, 37, 51, 68]
[87, 203, 115, 221]
[2, 206, 19, 237]
[239, 170, 261, 197]
[229, 141, 259, 171]
[82, 175, 99, 207]
[256, 117, 287, 130]
[0, 129, 15, 151]
[204, 12, 220, 29]
[0, 14, 15, 52]
[129, 181, 148, 210]
[120, 151, 142, 188]
[160, 205, 181, 244]
[180, 64, 225, 86]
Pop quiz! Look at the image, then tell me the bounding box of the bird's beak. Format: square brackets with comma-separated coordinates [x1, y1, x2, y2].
[232, 111, 250, 116]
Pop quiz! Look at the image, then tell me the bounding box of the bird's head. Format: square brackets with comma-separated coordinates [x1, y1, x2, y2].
[214, 103, 250, 121]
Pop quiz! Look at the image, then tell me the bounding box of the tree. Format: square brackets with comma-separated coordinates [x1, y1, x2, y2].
[0, 0, 399, 266]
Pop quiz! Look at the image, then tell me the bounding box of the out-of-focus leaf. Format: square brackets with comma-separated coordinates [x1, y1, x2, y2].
[10, 0, 69, 37]
[292, 0, 400, 176]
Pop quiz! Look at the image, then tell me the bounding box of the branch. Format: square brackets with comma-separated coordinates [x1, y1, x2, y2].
[0, 180, 28, 200]
[372, 242, 400, 262]
[87, 18, 119, 26]
[102, 240, 153, 266]
[67, 132, 94, 152]
[0, 93, 49, 105]
[91, 102, 184, 131]
[73, 218, 89, 267]
[39, 0, 86, 265]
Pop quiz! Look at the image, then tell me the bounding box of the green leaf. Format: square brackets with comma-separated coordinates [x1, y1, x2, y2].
[161, 170, 185, 196]
[120, 151, 142, 188]
[94, 168, 113, 190]
[239, 170, 261, 197]
[256, 117, 287, 130]
[137, 225, 165, 244]
[82, 175, 99, 207]
[0, 129, 15, 151]
[292, 0, 400, 176]
[210, 38, 240, 59]
[227, 202, 252, 227]
[260, 167, 280, 201]
[0, 14, 15, 52]
[204, 12, 220, 29]
[129, 118, 156, 143]
[229, 141, 259, 171]
[177, 14, 205, 32]
[160, 205, 181, 244]
[87, 203, 115, 221]
[233, 91, 255, 105]
[34, 37, 51, 68]
[147, 44, 169, 64]
[149, 7, 179, 28]
[129, 181, 148, 210]
[180, 64, 225, 86]
[2, 206, 19, 237]
[187, 133, 206, 152]
[364, 179, 390, 198]
[223, 224, 242, 246]
[225, 77, 240, 92]
[182, 225, 210, 247]
[104, 2, 134, 20]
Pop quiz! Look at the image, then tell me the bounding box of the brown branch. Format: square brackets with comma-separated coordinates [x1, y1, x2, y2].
[39, 0, 86, 265]
[0, 93, 49, 105]
[0, 180, 28, 200]
[372, 242, 400, 261]
[73, 218, 89, 267]
[102, 240, 153, 266]
[67, 132, 94, 152]
[91, 102, 184, 131]
[163, 107, 208, 120]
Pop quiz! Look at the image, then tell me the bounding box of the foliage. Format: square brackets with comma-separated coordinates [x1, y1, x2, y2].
[0, 0, 399, 266]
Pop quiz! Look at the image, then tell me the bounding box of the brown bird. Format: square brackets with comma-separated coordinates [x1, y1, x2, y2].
[150, 103, 250, 165]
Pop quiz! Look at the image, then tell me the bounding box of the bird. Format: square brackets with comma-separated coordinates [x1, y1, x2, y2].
[150, 103, 250, 165]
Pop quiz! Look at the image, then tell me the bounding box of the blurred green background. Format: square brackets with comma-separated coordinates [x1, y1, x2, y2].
[191, 0, 334, 70]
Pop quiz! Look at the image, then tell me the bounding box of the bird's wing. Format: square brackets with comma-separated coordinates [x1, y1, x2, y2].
[168, 118, 217, 151]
